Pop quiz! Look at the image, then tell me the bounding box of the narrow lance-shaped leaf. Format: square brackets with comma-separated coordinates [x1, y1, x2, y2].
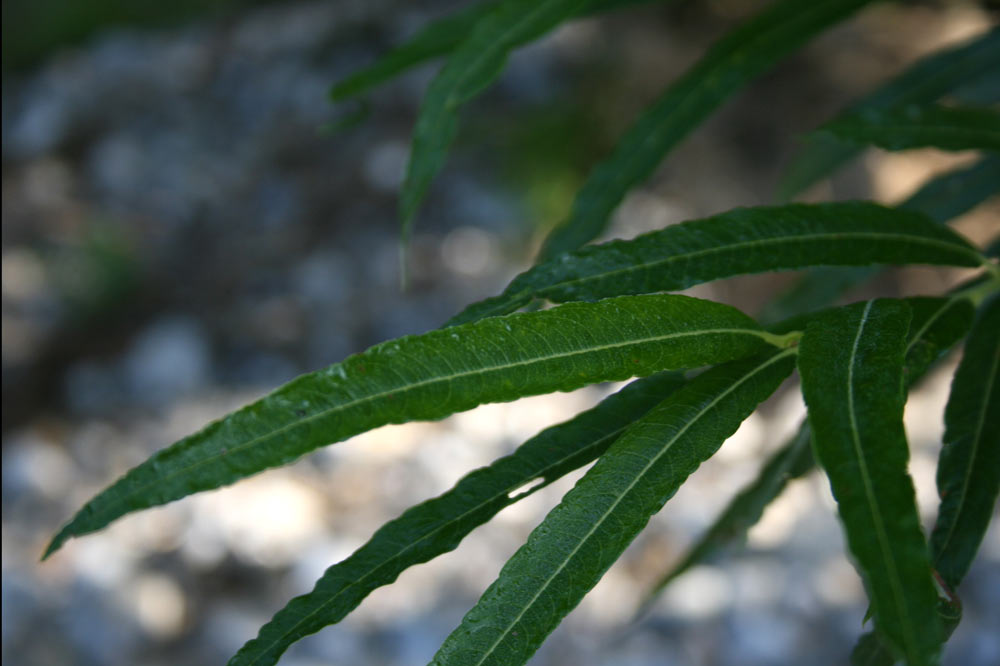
[538, 0, 873, 260]
[821, 104, 1000, 153]
[931, 294, 1000, 589]
[636, 422, 813, 616]
[227, 371, 687, 666]
[431, 348, 797, 666]
[45, 294, 783, 558]
[450, 201, 985, 326]
[400, 0, 588, 238]
[759, 157, 999, 324]
[779, 28, 1000, 200]
[799, 300, 941, 665]
[330, 1, 503, 101]
[329, 0, 656, 101]
[640, 294, 976, 616]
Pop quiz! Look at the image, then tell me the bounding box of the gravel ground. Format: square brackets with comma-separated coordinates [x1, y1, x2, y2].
[3, 1, 998, 665]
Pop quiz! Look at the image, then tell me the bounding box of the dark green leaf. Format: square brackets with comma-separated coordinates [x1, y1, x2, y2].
[45, 294, 781, 558]
[450, 202, 984, 326]
[329, 0, 656, 101]
[639, 295, 974, 617]
[330, 1, 503, 101]
[229, 371, 686, 666]
[430, 348, 796, 666]
[400, 0, 588, 237]
[759, 158, 999, 324]
[799, 300, 941, 665]
[538, 0, 873, 259]
[637, 422, 813, 615]
[821, 104, 1000, 153]
[779, 28, 1000, 200]
[931, 294, 1000, 589]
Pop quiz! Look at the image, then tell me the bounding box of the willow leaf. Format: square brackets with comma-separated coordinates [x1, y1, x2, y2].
[44, 294, 781, 558]
[931, 294, 1000, 590]
[330, 1, 503, 101]
[759, 158, 999, 324]
[640, 295, 974, 616]
[449, 201, 984, 326]
[778, 28, 1000, 200]
[821, 104, 1000, 153]
[537, 0, 872, 260]
[430, 348, 796, 666]
[329, 0, 655, 100]
[637, 422, 813, 615]
[400, 0, 588, 236]
[229, 370, 686, 666]
[799, 300, 941, 665]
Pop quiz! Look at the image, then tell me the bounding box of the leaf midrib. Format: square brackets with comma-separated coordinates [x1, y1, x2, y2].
[846, 301, 919, 658]
[578, 0, 847, 219]
[240, 419, 631, 665]
[86, 326, 772, 530]
[466, 348, 795, 666]
[533, 230, 980, 299]
[934, 336, 999, 562]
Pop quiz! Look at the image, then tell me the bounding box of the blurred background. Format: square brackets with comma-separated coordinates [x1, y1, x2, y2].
[2, 1, 998, 664]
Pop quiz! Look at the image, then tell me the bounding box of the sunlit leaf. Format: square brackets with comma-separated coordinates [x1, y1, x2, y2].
[45, 294, 782, 558]
[430, 348, 796, 666]
[450, 202, 985, 326]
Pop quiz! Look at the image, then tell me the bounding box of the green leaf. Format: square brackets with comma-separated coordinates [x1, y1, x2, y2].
[820, 104, 1000, 153]
[400, 0, 588, 236]
[638, 295, 974, 617]
[537, 0, 873, 260]
[778, 28, 1000, 200]
[637, 422, 813, 615]
[229, 370, 686, 666]
[930, 294, 1000, 590]
[430, 348, 796, 666]
[45, 294, 780, 558]
[897, 154, 1000, 224]
[330, 1, 503, 101]
[759, 158, 999, 324]
[329, 0, 656, 101]
[799, 300, 941, 665]
[449, 202, 984, 326]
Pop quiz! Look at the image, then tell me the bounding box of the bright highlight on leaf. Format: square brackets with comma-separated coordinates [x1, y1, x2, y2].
[799, 300, 942, 666]
[430, 348, 796, 666]
[228, 371, 686, 666]
[44, 294, 779, 558]
[451, 201, 985, 325]
[538, 0, 874, 259]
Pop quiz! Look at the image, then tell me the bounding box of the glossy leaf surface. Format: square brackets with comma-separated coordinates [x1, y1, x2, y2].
[430, 349, 796, 666]
[799, 300, 941, 665]
[450, 202, 984, 325]
[45, 294, 777, 558]
[229, 371, 686, 666]
[538, 0, 872, 259]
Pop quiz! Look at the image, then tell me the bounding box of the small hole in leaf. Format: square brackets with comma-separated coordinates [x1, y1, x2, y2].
[507, 477, 546, 500]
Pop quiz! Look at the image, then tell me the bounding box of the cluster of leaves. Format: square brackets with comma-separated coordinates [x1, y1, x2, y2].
[46, 1, 999, 665]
